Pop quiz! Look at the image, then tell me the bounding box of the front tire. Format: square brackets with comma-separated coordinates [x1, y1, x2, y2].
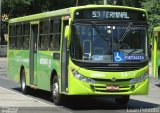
[20, 69, 29, 94]
[115, 95, 130, 106]
[51, 75, 64, 105]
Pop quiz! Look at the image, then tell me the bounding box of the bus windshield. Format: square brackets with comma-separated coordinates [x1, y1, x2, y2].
[70, 22, 147, 63]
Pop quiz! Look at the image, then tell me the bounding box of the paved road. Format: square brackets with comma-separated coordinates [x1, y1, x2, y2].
[0, 57, 160, 113]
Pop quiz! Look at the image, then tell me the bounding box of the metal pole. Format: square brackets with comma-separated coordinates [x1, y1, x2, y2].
[113, 0, 117, 5]
[104, 0, 108, 5]
[76, 0, 78, 6]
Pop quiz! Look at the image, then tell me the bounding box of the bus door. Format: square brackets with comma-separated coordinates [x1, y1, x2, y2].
[61, 17, 69, 92]
[30, 22, 39, 85]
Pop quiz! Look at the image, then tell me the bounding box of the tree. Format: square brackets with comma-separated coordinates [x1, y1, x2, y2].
[118, 0, 143, 7]
[99, 0, 143, 7]
[141, 0, 160, 31]
[1, 0, 160, 34]
[1, 0, 32, 44]
[77, 0, 103, 5]
[0, 20, 7, 45]
[2, 0, 32, 18]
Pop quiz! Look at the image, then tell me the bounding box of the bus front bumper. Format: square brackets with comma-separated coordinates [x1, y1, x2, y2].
[68, 76, 149, 95]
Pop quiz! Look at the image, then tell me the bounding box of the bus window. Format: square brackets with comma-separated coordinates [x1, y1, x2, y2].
[51, 19, 61, 33]
[9, 25, 16, 49]
[23, 36, 29, 49]
[50, 34, 60, 51]
[49, 19, 61, 51]
[23, 24, 30, 35]
[39, 20, 50, 50]
[9, 25, 16, 36]
[9, 37, 16, 49]
[39, 36, 49, 49]
[16, 24, 22, 35]
[16, 24, 22, 49]
[22, 23, 30, 49]
[40, 21, 49, 34]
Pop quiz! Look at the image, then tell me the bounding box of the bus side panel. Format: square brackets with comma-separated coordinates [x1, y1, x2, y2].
[8, 50, 17, 82]
[36, 51, 61, 91]
[8, 50, 30, 85]
[36, 51, 50, 91]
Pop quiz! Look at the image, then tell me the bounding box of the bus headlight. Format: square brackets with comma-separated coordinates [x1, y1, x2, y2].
[71, 68, 96, 84]
[130, 72, 149, 84]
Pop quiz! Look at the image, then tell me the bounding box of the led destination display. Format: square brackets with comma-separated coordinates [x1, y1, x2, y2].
[75, 8, 146, 21]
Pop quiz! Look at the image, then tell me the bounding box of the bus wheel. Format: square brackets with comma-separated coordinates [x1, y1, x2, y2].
[115, 95, 130, 106]
[52, 76, 63, 105]
[20, 69, 29, 94]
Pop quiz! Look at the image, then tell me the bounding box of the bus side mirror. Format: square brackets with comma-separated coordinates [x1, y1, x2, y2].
[65, 26, 70, 39]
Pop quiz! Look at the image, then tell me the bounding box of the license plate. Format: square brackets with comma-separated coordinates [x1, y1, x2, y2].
[106, 86, 119, 91]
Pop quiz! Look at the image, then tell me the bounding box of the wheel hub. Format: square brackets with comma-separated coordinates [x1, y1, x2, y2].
[22, 77, 25, 90]
[53, 83, 58, 97]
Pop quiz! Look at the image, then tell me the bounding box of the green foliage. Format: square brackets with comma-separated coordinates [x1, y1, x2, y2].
[0, 21, 7, 44]
[1, 0, 160, 32]
[1, 0, 104, 18]
[1, 0, 160, 45]
[141, 0, 160, 31]
[102, 0, 143, 7]
[77, 0, 103, 5]
[117, 0, 142, 8]
[2, 0, 32, 18]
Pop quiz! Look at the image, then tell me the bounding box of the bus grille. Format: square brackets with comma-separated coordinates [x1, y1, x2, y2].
[90, 78, 133, 93]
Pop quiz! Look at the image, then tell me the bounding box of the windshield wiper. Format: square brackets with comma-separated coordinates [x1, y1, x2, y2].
[119, 22, 133, 42]
[123, 49, 144, 55]
[91, 22, 110, 41]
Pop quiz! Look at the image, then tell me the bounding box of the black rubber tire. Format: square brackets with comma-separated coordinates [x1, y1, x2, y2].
[20, 69, 29, 94]
[115, 95, 130, 105]
[51, 76, 64, 105]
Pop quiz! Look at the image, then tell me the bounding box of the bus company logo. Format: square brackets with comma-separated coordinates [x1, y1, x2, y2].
[91, 74, 105, 77]
[111, 77, 116, 82]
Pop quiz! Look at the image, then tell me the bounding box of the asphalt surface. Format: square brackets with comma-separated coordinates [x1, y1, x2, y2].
[0, 57, 160, 113]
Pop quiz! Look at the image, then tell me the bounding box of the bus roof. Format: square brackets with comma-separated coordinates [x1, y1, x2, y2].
[74, 5, 146, 11]
[9, 8, 70, 23]
[154, 26, 160, 32]
[9, 5, 146, 24]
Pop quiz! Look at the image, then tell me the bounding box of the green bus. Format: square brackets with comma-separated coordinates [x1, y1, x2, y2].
[8, 5, 149, 105]
[152, 26, 160, 80]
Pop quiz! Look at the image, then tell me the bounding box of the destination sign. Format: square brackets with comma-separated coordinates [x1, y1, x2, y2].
[75, 9, 146, 21]
[92, 11, 129, 19]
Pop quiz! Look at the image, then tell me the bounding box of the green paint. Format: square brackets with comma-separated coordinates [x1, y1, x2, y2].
[152, 26, 160, 79]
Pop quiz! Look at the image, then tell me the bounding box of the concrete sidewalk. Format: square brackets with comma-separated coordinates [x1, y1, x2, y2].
[0, 57, 55, 108]
[0, 57, 7, 61]
[0, 87, 54, 107]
